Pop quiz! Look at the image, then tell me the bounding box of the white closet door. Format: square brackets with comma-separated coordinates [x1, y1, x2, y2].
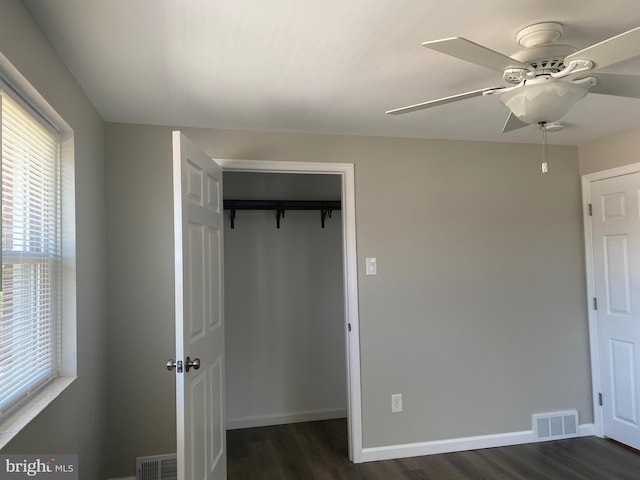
[172, 131, 226, 480]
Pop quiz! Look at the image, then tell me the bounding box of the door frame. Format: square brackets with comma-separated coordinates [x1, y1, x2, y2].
[582, 160, 640, 439]
[217, 158, 363, 463]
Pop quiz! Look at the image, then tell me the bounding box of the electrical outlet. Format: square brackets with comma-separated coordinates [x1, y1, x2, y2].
[391, 393, 403, 413]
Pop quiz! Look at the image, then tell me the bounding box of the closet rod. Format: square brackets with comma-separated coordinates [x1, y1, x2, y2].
[223, 200, 341, 229]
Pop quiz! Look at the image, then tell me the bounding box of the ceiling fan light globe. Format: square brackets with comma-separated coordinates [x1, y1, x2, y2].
[499, 80, 589, 124]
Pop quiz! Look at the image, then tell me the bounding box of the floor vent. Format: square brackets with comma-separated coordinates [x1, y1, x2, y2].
[532, 410, 578, 440]
[136, 454, 177, 480]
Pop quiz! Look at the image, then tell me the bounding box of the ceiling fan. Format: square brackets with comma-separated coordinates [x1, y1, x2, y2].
[386, 22, 640, 133]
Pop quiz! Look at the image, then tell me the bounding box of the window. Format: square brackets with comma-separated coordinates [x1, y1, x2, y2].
[0, 88, 62, 419]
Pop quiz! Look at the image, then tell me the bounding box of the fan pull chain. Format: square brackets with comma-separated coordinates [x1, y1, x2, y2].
[539, 122, 549, 173]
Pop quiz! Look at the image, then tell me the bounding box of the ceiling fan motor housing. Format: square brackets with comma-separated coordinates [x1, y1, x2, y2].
[506, 45, 578, 84]
[501, 23, 576, 83]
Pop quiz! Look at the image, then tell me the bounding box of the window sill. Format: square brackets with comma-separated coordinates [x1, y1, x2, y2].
[0, 376, 77, 449]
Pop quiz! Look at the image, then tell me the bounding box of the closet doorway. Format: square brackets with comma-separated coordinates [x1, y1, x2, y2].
[218, 160, 362, 462]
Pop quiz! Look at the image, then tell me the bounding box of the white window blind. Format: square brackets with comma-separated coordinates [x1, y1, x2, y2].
[0, 90, 61, 418]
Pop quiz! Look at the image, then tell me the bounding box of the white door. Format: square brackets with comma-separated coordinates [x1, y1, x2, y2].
[172, 131, 226, 479]
[591, 171, 640, 449]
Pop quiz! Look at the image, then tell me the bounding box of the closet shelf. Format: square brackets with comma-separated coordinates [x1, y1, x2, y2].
[223, 199, 341, 229]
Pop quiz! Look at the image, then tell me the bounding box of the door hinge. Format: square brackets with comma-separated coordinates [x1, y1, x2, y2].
[599, 392, 603, 406]
[348, 323, 352, 332]
[593, 297, 598, 310]
[588, 203, 592, 216]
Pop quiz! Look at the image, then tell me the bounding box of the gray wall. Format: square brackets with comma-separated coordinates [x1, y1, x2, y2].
[224, 173, 346, 426]
[104, 126, 177, 477]
[105, 122, 591, 470]
[223, 171, 342, 200]
[579, 127, 640, 175]
[0, 1, 108, 478]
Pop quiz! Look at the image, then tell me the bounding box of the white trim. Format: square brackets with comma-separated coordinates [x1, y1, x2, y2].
[217, 159, 350, 174]
[581, 161, 640, 440]
[583, 162, 640, 182]
[581, 175, 603, 438]
[360, 424, 596, 463]
[226, 408, 348, 430]
[217, 158, 363, 462]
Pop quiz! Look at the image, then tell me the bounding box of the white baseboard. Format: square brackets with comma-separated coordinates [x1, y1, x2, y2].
[359, 423, 596, 463]
[226, 408, 347, 430]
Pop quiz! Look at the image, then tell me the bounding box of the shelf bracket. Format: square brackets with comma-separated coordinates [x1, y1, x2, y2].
[276, 208, 285, 229]
[320, 209, 332, 228]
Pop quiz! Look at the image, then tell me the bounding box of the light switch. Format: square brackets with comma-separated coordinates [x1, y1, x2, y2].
[365, 257, 377, 276]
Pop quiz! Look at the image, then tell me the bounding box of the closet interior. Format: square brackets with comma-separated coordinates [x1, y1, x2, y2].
[223, 172, 348, 430]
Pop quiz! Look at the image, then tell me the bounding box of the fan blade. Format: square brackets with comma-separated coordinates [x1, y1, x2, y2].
[590, 73, 640, 98]
[502, 112, 529, 133]
[386, 87, 501, 115]
[565, 25, 640, 70]
[422, 37, 529, 72]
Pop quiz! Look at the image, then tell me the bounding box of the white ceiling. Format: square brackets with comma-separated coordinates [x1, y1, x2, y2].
[24, 0, 640, 145]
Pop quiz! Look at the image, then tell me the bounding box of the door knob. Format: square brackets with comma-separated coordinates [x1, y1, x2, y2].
[185, 357, 200, 372]
[166, 359, 183, 373]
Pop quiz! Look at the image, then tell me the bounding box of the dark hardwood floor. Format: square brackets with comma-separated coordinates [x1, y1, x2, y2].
[226, 418, 640, 479]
